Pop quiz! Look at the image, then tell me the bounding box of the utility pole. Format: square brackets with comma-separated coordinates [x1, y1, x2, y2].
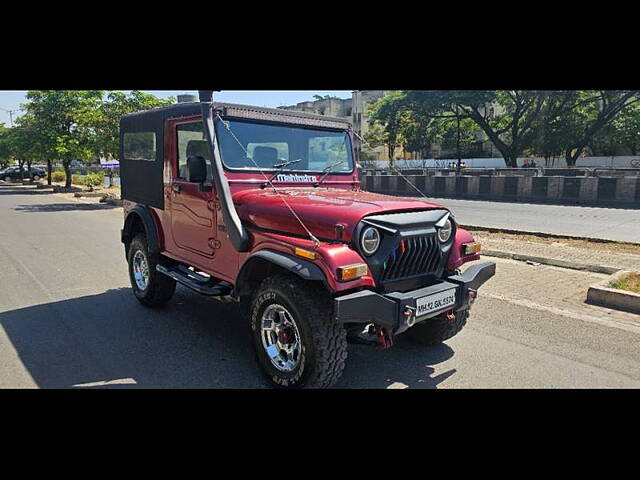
[1, 108, 20, 127]
[456, 104, 462, 175]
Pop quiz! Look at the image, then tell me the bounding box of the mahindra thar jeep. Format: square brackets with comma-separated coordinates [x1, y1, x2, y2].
[119, 91, 495, 388]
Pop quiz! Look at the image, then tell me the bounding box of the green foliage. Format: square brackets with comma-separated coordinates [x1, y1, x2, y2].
[51, 170, 66, 182]
[84, 172, 104, 191]
[369, 90, 640, 167]
[367, 91, 408, 163]
[83, 91, 174, 161]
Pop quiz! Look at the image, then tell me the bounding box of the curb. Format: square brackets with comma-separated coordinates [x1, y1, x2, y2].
[587, 271, 640, 314]
[482, 249, 620, 275]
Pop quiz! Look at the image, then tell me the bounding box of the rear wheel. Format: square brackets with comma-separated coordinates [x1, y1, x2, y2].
[405, 309, 469, 346]
[127, 234, 176, 308]
[249, 274, 347, 389]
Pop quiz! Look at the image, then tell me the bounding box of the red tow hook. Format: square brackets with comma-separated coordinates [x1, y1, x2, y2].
[445, 310, 456, 324]
[376, 328, 393, 350]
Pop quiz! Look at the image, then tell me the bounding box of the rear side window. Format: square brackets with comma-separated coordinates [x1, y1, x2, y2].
[123, 132, 157, 162]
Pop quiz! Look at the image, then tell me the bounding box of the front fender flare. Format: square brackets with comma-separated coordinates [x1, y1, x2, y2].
[234, 249, 327, 298]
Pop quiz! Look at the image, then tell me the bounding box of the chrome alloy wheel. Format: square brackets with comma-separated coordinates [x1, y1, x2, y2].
[132, 250, 150, 291]
[261, 304, 303, 372]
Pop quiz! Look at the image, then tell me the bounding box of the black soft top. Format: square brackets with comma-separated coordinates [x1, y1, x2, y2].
[120, 102, 351, 210]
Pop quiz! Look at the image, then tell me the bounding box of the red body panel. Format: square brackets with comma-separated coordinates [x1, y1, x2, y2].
[234, 187, 445, 242]
[125, 115, 480, 291]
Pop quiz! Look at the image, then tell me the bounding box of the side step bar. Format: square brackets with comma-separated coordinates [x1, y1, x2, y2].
[156, 264, 233, 297]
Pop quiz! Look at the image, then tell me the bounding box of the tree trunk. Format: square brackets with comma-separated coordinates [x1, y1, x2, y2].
[47, 160, 52, 185]
[503, 153, 518, 168]
[63, 159, 72, 189]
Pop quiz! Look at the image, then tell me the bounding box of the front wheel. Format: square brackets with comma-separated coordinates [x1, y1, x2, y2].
[249, 274, 348, 389]
[127, 234, 176, 308]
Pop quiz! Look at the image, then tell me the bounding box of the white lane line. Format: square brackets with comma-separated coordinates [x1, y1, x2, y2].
[72, 378, 138, 387]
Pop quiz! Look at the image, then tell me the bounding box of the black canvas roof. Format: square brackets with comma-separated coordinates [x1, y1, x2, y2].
[120, 101, 352, 210]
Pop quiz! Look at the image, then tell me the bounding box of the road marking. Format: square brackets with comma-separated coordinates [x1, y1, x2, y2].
[482, 292, 640, 335]
[72, 378, 138, 387]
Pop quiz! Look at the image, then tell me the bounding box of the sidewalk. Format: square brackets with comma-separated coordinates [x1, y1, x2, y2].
[471, 229, 640, 273]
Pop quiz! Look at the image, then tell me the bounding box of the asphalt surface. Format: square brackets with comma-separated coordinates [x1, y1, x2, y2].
[428, 197, 640, 243]
[1, 182, 640, 388]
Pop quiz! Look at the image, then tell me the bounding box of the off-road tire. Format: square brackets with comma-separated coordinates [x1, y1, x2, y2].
[405, 309, 469, 346]
[127, 233, 176, 308]
[249, 274, 348, 389]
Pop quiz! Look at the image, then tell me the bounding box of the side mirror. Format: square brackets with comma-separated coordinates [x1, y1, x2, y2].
[187, 156, 207, 184]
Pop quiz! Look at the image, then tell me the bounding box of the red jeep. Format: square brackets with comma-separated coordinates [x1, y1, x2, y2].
[120, 91, 495, 388]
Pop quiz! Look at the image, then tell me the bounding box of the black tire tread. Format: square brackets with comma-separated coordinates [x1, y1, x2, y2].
[252, 274, 347, 389]
[128, 234, 176, 308]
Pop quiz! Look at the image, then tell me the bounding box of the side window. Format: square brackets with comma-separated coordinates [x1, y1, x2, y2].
[124, 132, 157, 162]
[177, 122, 212, 181]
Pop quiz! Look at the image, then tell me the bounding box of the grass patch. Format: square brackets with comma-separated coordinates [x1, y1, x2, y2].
[611, 273, 640, 293]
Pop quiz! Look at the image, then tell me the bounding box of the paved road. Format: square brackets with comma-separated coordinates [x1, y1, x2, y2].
[426, 197, 640, 243]
[1, 183, 640, 388]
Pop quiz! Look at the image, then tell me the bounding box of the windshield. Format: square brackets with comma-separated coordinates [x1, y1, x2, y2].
[215, 118, 354, 174]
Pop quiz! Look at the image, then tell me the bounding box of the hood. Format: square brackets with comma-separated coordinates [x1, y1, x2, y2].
[234, 187, 447, 242]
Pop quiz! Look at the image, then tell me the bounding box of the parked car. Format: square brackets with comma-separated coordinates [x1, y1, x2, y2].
[119, 92, 496, 388]
[0, 166, 46, 182]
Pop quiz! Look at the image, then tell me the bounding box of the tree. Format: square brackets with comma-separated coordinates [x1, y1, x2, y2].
[22, 90, 104, 188]
[559, 91, 640, 166]
[589, 96, 640, 157]
[313, 94, 340, 101]
[367, 91, 407, 165]
[403, 90, 549, 168]
[0, 123, 11, 169]
[83, 91, 174, 162]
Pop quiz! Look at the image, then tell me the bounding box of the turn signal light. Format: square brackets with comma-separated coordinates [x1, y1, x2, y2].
[337, 264, 368, 282]
[295, 248, 317, 260]
[462, 242, 482, 255]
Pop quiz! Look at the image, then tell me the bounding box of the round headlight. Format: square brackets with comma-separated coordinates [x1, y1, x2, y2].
[437, 219, 453, 243]
[361, 227, 381, 256]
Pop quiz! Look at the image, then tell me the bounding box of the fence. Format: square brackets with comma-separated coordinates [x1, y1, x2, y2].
[361, 174, 640, 208]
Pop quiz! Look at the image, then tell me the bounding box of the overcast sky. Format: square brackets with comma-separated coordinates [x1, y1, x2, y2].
[0, 90, 353, 126]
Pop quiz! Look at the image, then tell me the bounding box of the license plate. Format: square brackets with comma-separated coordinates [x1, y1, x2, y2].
[416, 289, 456, 318]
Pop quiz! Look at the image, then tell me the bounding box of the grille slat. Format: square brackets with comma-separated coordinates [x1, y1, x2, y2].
[381, 233, 443, 282]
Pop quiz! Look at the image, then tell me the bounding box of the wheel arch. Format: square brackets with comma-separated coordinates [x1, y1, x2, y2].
[121, 205, 161, 258]
[235, 250, 328, 300]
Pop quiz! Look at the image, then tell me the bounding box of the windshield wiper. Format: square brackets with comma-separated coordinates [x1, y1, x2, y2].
[261, 159, 302, 189]
[314, 160, 345, 188]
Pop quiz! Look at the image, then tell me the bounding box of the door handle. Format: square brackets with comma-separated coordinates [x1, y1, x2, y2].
[172, 184, 182, 194]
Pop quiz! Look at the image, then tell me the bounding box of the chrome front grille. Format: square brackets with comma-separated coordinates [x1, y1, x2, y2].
[380, 234, 443, 282]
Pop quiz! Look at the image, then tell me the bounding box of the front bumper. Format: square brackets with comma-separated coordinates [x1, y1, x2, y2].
[334, 261, 496, 334]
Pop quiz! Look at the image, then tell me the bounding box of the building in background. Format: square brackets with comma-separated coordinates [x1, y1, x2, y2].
[280, 91, 503, 163]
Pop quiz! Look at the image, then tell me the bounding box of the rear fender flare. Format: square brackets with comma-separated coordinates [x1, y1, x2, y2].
[122, 205, 160, 256]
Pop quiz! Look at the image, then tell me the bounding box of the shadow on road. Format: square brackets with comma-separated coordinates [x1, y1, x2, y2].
[0, 286, 458, 389]
[14, 203, 120, 212]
